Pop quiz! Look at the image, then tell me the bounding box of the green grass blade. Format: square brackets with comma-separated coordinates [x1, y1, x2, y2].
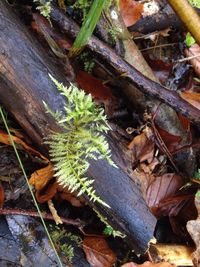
[69, 0, 106, 57]
[0, 107, 63, 267]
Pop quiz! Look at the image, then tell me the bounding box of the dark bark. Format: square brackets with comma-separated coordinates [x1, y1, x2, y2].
[129, 5, 200, 34]
[0, 1, 156, 254]
[50, 5, 200, 128]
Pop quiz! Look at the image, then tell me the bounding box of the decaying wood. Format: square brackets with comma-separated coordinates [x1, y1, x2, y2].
[50, 5, 200, 128]
[148, 244, 194, 266]
[0, 0, 156, 254]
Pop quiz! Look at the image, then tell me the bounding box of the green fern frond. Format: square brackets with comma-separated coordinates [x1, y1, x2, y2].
[33, 0, 52, 20]
[44, 75, 117, 207]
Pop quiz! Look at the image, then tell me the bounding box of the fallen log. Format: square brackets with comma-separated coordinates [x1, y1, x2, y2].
[50, 5, 200, 128]
[0, 0, 156, 254]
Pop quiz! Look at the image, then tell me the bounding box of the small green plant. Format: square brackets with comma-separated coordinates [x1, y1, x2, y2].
[44, 75, 116, 207]
[33, 0, 52, 20]
[50, 226, 81, 263]
[189, 0, 200, 8]
[72, 0, 92, 20]
[185, 32, 196, 47]
[79, 52, 95, 73]
[194, 169, 200, 180]
[94, 209, 126, 238]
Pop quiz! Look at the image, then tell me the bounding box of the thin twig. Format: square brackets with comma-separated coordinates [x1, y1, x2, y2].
[0, 208, 85, 227]
[140, 43, 178, 52]
[176, 53, 200, 63]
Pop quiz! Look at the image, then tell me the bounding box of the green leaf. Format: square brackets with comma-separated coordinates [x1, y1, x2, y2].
[69, 0, 110, 56]
[189, 0, 200, 8]
[185, 32, 196, 47]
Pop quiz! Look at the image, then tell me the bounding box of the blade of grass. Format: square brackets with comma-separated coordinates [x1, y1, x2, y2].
[69, 0, 107, 57]
[0, 107, 63, 267]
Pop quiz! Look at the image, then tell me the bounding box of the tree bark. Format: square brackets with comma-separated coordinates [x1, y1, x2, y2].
[0, 0, 156, 254]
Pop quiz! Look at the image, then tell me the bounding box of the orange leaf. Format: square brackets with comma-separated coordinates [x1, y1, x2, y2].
[29, 163, 54, 191]
[120, 0, 143, 27]
[83, 237, 116, 267]
[0, 129, 48, 162]
[121, 261, 176, 267]
[36, 182, 58, 203]
[76, 71, 114, 102]
[180, 91, 200, 110]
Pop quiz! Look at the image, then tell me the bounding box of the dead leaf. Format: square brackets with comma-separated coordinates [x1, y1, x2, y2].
[36, 181, 58, 203]
[128, 127, 154, 163]
[0, 185, 5, 208]
[180, 91, 200, 110]
[121, 261, 176, 267]
[146, 173, 183, 212]
[29, 163, 54, 191]
[83, 237, 116, 267]
[187, 192, 200, 266]
[0, 129, 48, 162]
[185, 43, 200, 78]
[76, 71, 114, 102]
[120, 0, 143, 27]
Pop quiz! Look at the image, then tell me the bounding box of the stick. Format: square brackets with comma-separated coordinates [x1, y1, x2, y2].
[50, 6, 200, 127]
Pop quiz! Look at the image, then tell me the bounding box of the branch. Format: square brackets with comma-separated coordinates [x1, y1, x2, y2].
[50, 6, 200, 127]
[0, 208, 85, 227]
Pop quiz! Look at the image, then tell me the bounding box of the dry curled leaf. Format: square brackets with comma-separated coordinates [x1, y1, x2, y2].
[128, 127, 154, 163]
[0, 129, 48, 162]
[29, 163, 54, 191]
[121, 261, 176, 267]
[83, 237, 116, 267]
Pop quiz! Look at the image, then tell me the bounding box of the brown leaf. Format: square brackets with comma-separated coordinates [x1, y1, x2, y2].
[36, 181, 58, 203]
[155, 126, 182, 153]
[76, 71, 114, 102]
[120, 0, 143, 27]
[155, 193, 195, 219]
[29, 163, 54, 191]
[187, 193, 200, 266]
[146, 173, 183, 212]
[128, 127, 154, 163]
[180, 91, 200, 110]
[185, 44, 200, 78]
[121, 261, 176, 267]
[0, 129, 48, 162]
[83, 237, 116, 267]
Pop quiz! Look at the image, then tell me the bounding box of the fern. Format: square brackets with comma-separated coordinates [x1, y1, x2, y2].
[44, 75, 116, 207]
[33, 0, 52, 20]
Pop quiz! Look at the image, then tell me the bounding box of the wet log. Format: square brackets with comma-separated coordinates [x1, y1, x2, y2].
[0, 0, 156, 254]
